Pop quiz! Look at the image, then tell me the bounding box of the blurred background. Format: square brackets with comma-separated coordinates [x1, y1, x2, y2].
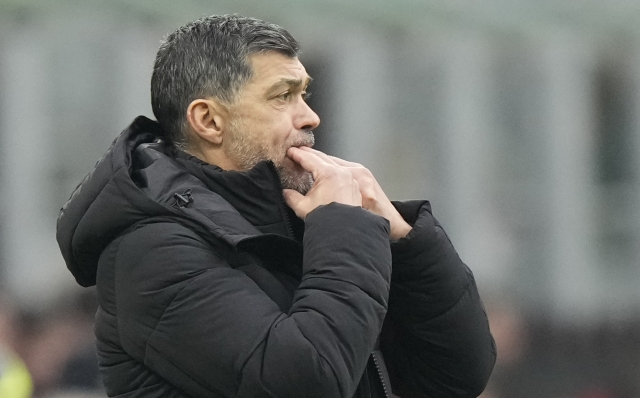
[1, 0, 640, 397]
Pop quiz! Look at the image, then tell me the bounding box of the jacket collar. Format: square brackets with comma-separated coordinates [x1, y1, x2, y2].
[170, 148, 304, 242]
[131, 140, 304, 246]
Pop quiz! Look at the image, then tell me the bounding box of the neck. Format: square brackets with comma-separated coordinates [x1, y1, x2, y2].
[184, 143, 240, 171]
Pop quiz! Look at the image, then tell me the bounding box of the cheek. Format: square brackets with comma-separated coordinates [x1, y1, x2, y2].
[271, 120, 293, 144]
[262, 108, 293, 140]
[269, 124, 294, 152]
[247, 108, 294, 156]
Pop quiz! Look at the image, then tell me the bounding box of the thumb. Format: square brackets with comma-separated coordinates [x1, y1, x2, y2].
[283, 189, 307, 219]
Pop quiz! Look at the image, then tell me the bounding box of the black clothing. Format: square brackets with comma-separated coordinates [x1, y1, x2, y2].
[57, 116, 495, 398]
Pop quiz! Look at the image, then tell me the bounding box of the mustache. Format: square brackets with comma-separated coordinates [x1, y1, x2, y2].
[290, 130, 315, 148]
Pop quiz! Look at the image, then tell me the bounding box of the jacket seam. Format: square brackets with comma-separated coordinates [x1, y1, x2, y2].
[145, 336, 222, 396]
[235, 310, 352, 398]
[411, 278, 474, 325]
[287, 317, 345, 398]
[113, 225, 204, 361]
[142, 274, 214, 392]
[301, 275, 389, 310]
[296, 326, 343, 397]
[144, 272, 202, 359]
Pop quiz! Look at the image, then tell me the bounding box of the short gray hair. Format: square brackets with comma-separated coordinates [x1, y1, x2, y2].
[150, 14, 300, 147]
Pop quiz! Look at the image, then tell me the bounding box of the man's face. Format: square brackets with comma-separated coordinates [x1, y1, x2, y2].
[223, 51, 320, 194]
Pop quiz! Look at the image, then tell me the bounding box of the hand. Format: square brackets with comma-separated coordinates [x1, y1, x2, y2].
[283, 147, 362, 219]
[297, 147, 412, 240]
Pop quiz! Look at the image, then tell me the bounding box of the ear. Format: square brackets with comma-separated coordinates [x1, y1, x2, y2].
[186, 99, 228, 145]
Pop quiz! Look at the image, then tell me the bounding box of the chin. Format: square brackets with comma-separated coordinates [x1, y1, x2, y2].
[277, 164, 314, 194]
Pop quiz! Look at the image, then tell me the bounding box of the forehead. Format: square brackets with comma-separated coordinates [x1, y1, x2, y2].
[245, 52, 309, 90]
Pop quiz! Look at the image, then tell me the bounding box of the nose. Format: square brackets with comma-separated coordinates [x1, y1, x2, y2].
[295, 100, 320, 131]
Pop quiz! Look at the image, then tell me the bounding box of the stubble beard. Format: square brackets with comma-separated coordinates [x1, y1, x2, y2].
[226, 119, 315, 195]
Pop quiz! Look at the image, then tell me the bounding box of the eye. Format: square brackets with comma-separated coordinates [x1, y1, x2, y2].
[302, 91, 312, 101]
[275, 91, 292, 101]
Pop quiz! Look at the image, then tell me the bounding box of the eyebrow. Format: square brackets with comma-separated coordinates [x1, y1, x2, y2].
[269, 76, 313, 92]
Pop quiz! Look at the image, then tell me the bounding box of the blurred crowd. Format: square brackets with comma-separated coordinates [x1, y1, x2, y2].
[0, 289, 104, 398]
[481, 299, 640, 398]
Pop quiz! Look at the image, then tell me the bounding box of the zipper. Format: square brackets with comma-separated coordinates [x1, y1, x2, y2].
[371, 351, 391, 398]
[281, 200, 295, 240]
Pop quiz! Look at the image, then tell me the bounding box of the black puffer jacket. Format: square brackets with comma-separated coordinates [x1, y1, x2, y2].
[56, 116, 495, 398]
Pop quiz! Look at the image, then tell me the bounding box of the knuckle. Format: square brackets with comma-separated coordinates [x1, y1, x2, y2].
[322, 166, 338, 178]
[357, 178, 374, 192]
[362, 189, 377, 202]
[360, 167, 373, 178]
[352, 166, 372, 179]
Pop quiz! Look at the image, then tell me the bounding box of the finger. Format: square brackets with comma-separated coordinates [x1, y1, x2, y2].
[287, 147, 331, 177]
[282, 189, 307, 218]
[299, 147, 358, 169]
[296, 146, 358, 167]
[299, 147, 340, 166]
[327, 155, 361, 168]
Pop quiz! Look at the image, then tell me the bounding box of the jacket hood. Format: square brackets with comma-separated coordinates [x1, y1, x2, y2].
[57, 116, 299, 287]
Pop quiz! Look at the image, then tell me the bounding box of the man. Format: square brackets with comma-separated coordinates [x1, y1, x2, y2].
[57, 14, 495, 398]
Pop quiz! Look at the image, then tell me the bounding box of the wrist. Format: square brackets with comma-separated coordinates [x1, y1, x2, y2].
[389, 218, 412, 241]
